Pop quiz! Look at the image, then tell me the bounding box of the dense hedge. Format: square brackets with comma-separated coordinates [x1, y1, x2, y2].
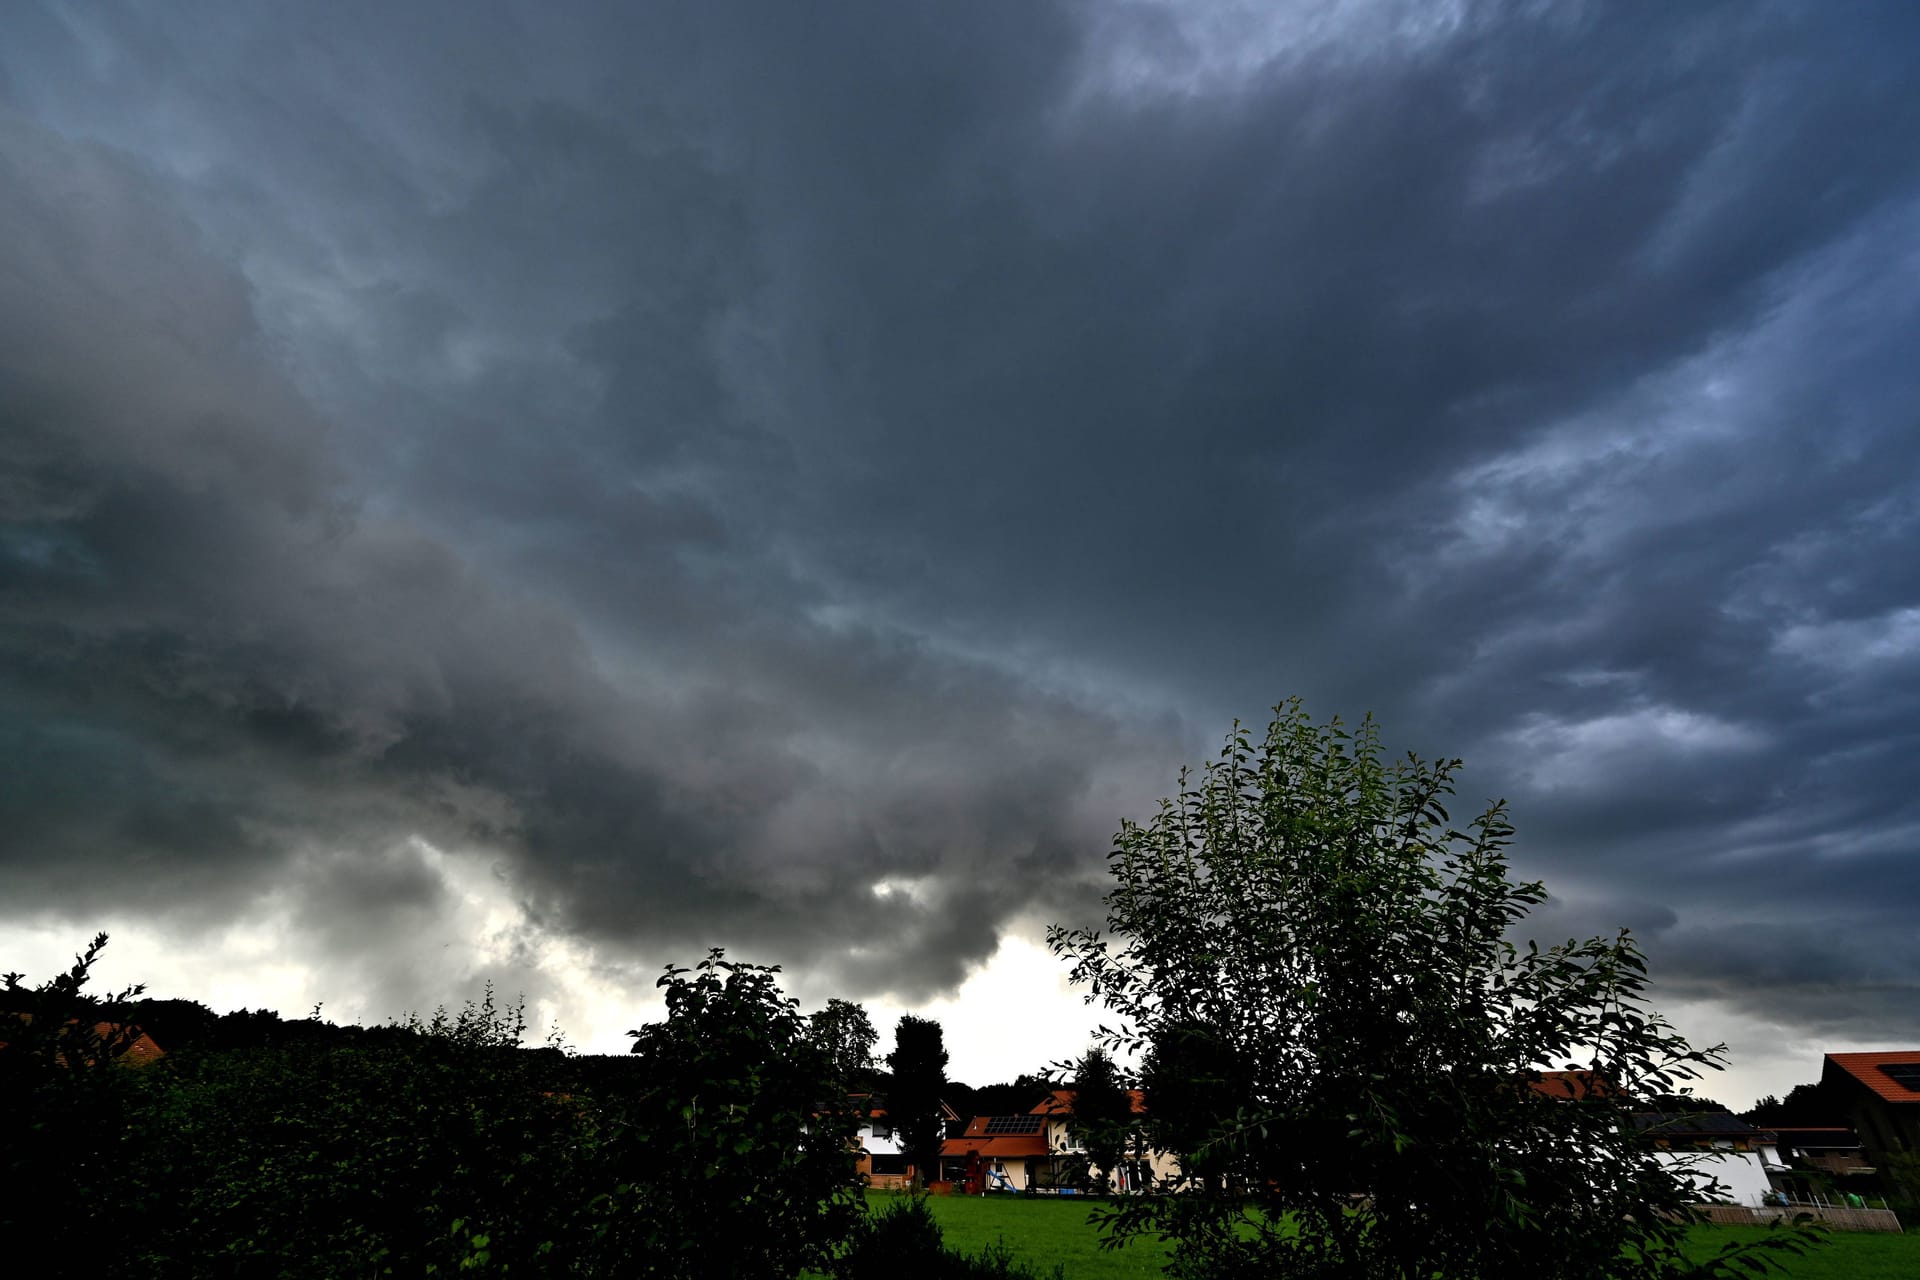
[2, 939, 862, 1278]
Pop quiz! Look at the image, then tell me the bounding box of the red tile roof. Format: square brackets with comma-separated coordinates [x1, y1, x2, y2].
[103, 1023, 166, 1065]
[1030, 1088, 1148, 1116]
[1827, 1051, 1920, 1103]
[1529, 1070, 1617, 1101]
[942, 1132, 1052, 1159]
[944, 1112, 1054, 1160]
[0, 1015, 165, 1066]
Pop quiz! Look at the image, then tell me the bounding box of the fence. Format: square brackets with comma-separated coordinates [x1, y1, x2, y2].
[1694, 1202, 1903, 1233]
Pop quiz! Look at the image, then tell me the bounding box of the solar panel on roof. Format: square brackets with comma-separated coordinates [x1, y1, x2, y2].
[982, 1115, 1044, 1135]
[1879, 1063, 1920, 1091]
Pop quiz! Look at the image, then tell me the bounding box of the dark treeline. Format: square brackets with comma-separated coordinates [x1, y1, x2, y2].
[0, 936, 1053, 1280]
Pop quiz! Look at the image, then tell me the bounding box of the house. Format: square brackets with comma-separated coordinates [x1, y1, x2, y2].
[1528, 1069, 1619, 1101]
[1032, 1088, 1182, 1193]
[0, 1013, 166, 1067]
[1528, 1071, 1780, 1207]
[1766, 1126, 1879, 1201]
[1768, 1126, 1874, 1178]
[1822, 1051, 1920, 1159]
[940, 1111, 1056, 1192]
[1634, 1111, 1784, 1207]
[850, 1094, 961, 1189]
[941, 1088, 1180, 1193]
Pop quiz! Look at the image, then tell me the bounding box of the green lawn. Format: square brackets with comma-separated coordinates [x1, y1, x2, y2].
[881, 1192, 1918, 1279]
[1682, 1225, 1917, 1280]
[908, 1192, 1170, 1278]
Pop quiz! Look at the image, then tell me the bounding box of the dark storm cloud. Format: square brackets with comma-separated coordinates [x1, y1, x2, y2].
[4, 1, 1920, 1051]
[0, 94, 1157, 1006]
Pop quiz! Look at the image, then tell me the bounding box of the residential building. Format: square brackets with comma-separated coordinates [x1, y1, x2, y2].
[850, 1094, 960, 1188]
[1823, 1051, 1920, 1158]
[941, 1087, 1179, 1193]
[1634, 1111, 1783, 1207]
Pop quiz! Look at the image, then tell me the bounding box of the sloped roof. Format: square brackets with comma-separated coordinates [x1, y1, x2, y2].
[102, 1023, 167, 1065]
[944, 1112, 1054, 1159]
[1826, 1051, 1920, 1104]
[1635, 1111, 1773, 1140]
[1529, 1070, 1619, 1101]
[942, 1130, 1052, 1159]
[1030, 1087, 1148, 1116]
[0, 1014, 165, 1066]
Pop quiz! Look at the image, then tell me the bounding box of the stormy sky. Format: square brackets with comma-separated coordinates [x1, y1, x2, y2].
[3, 0, 1918, 1102]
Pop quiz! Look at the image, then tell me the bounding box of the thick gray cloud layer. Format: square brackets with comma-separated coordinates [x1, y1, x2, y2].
[4, 1, 1919, 1049]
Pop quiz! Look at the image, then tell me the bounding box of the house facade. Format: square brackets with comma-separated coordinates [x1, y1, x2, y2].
[1636, 1112, 1784, 1207]
[851, 1095, 960, 1188]
[941, 1088, 1180, 1193]
[1823, 1051, 1920, 1161]
[940, 1112, 1055, 1191]
[1530, 1071, 1782, 1207]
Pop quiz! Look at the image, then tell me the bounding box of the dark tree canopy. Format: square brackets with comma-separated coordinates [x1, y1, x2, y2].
[1743, 1081, 1844, 1130]
[1049, 701, 1816, 1280]
[950, 1071, 1052, 1123]
[809, 996, 880, 1091]
[885, 1013, 950, 1188]
[1066, 1046, 1135, 1195]
[620, 950, 863, 1278]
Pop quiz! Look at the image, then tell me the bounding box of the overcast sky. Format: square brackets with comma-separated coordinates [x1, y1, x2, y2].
[3, 0, 1918, 1104]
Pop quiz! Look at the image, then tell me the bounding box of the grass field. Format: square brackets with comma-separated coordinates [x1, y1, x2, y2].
[885, 1192, 1919, 1279]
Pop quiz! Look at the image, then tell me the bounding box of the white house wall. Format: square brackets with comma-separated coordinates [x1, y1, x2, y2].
[1655, 1146, 1778, 1207]
[859, 1122, 902, 1156]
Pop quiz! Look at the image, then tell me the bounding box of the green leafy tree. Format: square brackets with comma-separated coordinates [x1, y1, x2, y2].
[1136, 1017, 1248, 1191]
[1065, 1047, 1134, 1194]
[1048, 701, 1817, 1280]
[886, 1014, 950, 1189]
[1742, 1081, 1841, 1129]
[606, 949, 863, 1278]
[810, 997, 880, 1091]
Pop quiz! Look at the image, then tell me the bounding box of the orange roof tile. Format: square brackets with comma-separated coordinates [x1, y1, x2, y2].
[1529, 1070, 1617, 1101]
[0, 1015, 165, 1066]
[1030, 1088, 1148, 1115]
[1827, 1051, 1920, 1103]
[942, 1133, 1052, 1159]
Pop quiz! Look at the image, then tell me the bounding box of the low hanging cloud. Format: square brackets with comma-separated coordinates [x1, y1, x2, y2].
[4, 1, 1920, 1078]
[0, 98, 1171, 1016]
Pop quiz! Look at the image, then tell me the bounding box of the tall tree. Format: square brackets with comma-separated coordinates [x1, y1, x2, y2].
[1136, 1017, 1245, 1190]
[1067, 1046, 1134, 1194]
[808, 997, 879, 1091]
[618, 951, 864, 1277]
[1050, 700, 1817, 1280]
[885, 1014, 949, 1189]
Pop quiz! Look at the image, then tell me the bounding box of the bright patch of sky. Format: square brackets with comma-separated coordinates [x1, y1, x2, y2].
[1077, 0, 1470, 102]
[1495, 706, 1767, 794]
